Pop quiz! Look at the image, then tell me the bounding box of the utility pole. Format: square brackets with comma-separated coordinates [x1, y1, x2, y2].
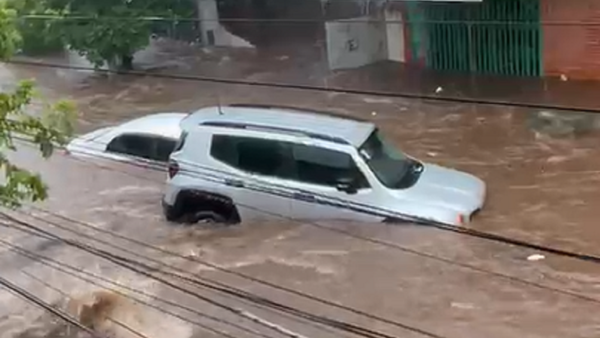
[196, 0, 219, 45]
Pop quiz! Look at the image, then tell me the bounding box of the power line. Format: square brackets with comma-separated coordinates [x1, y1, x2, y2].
[12, 216, 435, 338]
[16, 14, 600, 26]
[2, 238, 277, 338]
[0, 215, 428, 338]
[16, 235, 352, 338]
[11, 136, 600, 308]
[19, 270, 150, 338]
[0, 220, 311, 338]
[21, 182, 600, 307]
[11, 218, 352, 338]
[12, 205, 429, 336]
[0, 274, 99, 338]
[1, 215, 438, 338]
[5, 59, 596, 114]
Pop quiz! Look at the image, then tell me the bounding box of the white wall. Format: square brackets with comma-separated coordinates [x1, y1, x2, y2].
[325, 16, 387, 70]
[384, 9, 405, 62]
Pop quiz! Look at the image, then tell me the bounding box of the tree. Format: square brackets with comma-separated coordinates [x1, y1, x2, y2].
[0, 0, 75, 207]
[46, 0, 196, 70]
[6, 0, 64, 56]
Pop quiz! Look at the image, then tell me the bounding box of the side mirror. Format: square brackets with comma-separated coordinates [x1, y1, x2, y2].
[335, 177, 358, 194]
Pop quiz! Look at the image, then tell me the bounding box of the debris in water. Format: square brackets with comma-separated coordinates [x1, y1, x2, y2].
[451, 302, 475, 310]
[527, 254, 545, 261]
[435, 86, 443, 94]
[66, 290, 192, 338]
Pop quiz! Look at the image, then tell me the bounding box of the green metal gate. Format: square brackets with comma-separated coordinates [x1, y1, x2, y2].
[420, 0, 542, 77]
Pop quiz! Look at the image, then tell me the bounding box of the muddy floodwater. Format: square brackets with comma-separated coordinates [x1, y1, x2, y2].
[2, 48, 600, 338]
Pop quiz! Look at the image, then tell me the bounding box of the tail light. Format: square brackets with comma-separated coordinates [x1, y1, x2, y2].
[168, 160, 179, 178]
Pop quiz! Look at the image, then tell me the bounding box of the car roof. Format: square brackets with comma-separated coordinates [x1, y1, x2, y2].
[181, 105, 376, 147]
[112, 112, 188, 139]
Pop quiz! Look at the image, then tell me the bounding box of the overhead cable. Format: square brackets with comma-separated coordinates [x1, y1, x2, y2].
[1, 216, 439, 338]
[5, 59, 595, 113]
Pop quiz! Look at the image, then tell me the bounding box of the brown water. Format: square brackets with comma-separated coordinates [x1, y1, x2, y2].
[2, 42, 600, 338]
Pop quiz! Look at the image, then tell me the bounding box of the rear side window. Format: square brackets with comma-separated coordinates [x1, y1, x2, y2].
[107, 134, 154, 159]
[106, 133, 176, 162]
[210, 135, 295, 179]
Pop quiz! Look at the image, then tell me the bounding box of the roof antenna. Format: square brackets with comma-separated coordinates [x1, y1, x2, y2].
[217, 94, 224, 115]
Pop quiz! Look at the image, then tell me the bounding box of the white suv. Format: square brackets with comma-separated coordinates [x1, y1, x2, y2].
[162, 104, 486, 226]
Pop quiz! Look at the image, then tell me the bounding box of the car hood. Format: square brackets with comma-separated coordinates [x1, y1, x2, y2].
[392, 163, 485, 213]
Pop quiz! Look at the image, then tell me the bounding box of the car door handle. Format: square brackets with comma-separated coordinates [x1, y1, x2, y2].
[293, 192, 315, 202]
[225, 179, 244, 187]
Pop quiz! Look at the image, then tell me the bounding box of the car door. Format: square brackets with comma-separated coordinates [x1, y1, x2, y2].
[285, 143, 382, 222]
[208, 134, 293, 221]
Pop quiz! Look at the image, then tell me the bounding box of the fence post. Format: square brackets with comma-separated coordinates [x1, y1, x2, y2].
[468, 21, 474, 74]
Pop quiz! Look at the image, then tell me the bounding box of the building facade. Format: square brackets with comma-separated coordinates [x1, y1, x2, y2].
[325, 0, 600, 80]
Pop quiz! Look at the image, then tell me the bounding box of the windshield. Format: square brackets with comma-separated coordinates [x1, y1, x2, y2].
[358, 130, 421, 189]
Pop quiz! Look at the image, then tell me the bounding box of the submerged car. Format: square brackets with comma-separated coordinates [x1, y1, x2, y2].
[66, 113, 187, 164]
[162, 104, 486, 226]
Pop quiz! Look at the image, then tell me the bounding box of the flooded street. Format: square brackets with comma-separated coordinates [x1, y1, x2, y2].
[2, 44, 600, 338]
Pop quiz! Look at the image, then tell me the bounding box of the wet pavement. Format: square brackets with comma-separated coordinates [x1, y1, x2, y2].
[2, 44, 600, 338]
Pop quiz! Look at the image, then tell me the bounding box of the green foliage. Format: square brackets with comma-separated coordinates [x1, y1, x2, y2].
[47, 0, 196, 70]
[0, 1, 76, 207]
[4, 0, 64, 56]
[0, 0, 21, 59]
[18, 11, 64, 55]
[150, 0, 198, 41]
[60, 14, 152, 69]
[0, 81, 75, 208]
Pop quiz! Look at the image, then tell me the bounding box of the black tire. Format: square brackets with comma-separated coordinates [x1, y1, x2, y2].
[163, 201, 181, 222]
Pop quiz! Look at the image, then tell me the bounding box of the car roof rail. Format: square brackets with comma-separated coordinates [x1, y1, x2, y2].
[200, 121, 350, 145]
[226, 103, 369, 122]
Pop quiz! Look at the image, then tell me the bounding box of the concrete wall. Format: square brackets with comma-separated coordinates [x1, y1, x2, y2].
[384, 9, 405, 62]
[325, 16, 387, 70]
[542, 0, 600, 80]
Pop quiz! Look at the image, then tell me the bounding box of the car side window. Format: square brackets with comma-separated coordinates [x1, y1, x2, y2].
[155, 138, 177, 162]
[210, 135, 295, 179]
[106, 134, 175, 162]
[210, 135, 368, 188]
[107, 134, 154, 160]
[291, 144, 369, 188]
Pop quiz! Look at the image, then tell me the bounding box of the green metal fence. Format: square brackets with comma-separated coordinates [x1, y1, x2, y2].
[419, 0, 542, 77]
